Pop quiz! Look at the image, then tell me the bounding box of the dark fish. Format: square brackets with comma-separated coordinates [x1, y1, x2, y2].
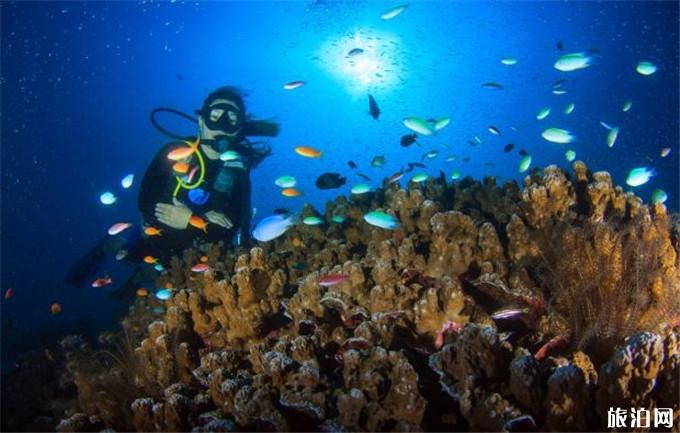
[348, 160, 357, 169]
[368, 94, 380, 119]
[552, 79, 565, 89]
[504, 143, 515, 153]
[176, 73, 183, 81]
[519, 149, 528, 157]
[273, 208, 290, 215]
[356, 173, 371, 181]
[483, 82, 503, 89]
[400, 133, 417, 147]
[556, 41, 564, 51]
[467, 140, 478, 147]
[347, 47, 364, 57]
[462, 157, 471, 162]
[315, 172, 347, 190]
[407, 162, 426, 172]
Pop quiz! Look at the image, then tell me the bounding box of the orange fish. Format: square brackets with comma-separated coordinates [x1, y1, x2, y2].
[191, 263, 209, 273]
[167, 137, 200, 161]
[50, 303, 62, 315]
[136, 288, 149, 297]
[281, 188, 302, 197]
[185, 166, 199, 183]
[144, 255, 158, 264]
[189, 215, 208, 233]
[294, 146, 322, 158]
[172, 162, 190, 174]
[164, 282, 173, 289]
[144, 226, 163, 236]
[91, 277, 112, 288]
[200, 255, 208, 263]
[4, 288, 14, 300]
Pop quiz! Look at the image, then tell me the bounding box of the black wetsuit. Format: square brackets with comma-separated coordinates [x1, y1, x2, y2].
[127, 140, 252, 263]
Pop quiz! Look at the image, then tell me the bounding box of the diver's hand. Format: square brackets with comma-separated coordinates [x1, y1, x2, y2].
[155, 201, 192, 230]
[205, 210, 233, 229]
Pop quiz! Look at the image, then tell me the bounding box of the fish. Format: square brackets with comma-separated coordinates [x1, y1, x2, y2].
[356, 173, 371, 181]
[660, 147, 671, 158]
[519, 149, 528, 157]
[108, 222, 132, 236]
[219, 150, 240, 161]
[252, 213, 297, 242]
[347, 48, 365, 57]
[380, 3, 409, 20]
[4, 288, 14, 300]
[403, 117, 433, 135]
[552, 79, 566, 89]
[371, 154, 386, 167]
[368, 94, 381, 120]
[155, 289, 172, 300]
[400, 133, 418, 147]
[315, 172, 346, 189]
[281, 187, 302, 197]
[432, 117, 451, 131]
[136, 288, 149, 297]
[482, 82, 503, 89]
[408, 162, 426, 169]
[446, 155, 456, 162]
[331, 215, 346, 224]
[50, 303, 62, 315]
[462, 157, 471, 162]
[319, 274, 347, 287]
[191, 264, 209, 273]
[153, 264, 164, 272]
[185, 166, 198, 183]
[167, 138, 199, 161]
[622, 100, 632, 112]
[542, 128, 575, 144]
[450, 170, 461, 180]
[636, 61, 657, 76]
[501, 57, 518, 65]
[519, 155, 532, 173]
[421, 150, 438, 161]
[363, 211, 400, 230]
[556, 41, 564, 50]
[388, 171, 404, 184]
[189, 215, 208, 232]
[554, 51, 594, 72]
[115, 250, 128, 261]
[488, 126, 501, 136]
[565, 149, 576, 162]
[348, 161, 357, 169]
[283, 80, 306, 90]
[91, 277, 112, 288]
[144, 226, 162, 236]
[295, 146, 323, 158]
[176, 73, 183, 81]
[188, 188, 210, 205]
[121, 174, 134, 189]
[504, 143, 515, 153]
[606, 127, 619, 148]
[173, 162, 189, 174]
[651, 189, 667, 204]
[411, 173, 429, 183]
[564, 103, 575, 114]
[303, 216, 324, 225]
[144, 256, 158, 264]
[536, 107, 550, 120]
[100, 192, 117, 205]
[552, 89, 567, 95]
[351, 183, 371, 194]
[200, 255, 208, 263]
[626, 167, 656, 187]
[275, 175, 297, 188]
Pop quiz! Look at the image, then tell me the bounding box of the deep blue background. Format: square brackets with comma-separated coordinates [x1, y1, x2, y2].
[1, 1, 678, 367]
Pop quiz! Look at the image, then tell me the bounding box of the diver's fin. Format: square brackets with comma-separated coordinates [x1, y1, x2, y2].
[64, 239, 108, 287]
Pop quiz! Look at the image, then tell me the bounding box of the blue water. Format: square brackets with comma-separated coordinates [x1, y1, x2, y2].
[1, 1, 678, 365]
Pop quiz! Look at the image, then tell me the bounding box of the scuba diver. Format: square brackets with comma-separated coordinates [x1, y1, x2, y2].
[65, 86, 279, 294]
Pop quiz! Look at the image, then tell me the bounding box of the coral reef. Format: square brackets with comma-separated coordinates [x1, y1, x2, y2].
[4, 162, 679, 432]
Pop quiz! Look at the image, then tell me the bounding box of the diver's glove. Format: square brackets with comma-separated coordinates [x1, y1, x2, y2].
[155, 198, 192, 230]
[205, 210, 233, 229]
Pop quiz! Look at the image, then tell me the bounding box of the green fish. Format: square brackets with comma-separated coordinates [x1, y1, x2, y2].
[371, 155, 386, 167]
[626, 167, 655, 187]
[433, 117, 451, 131]
[607, 127, 619, 148]
[363, 211, 400, 230]
[636, 61, 657, 76]
[411, 172, 429, 183]
[651, 189, 667, 204]
[351, 183, 371, 194]
[542, 128, 575, 144]
[565, 149, 576, 162]
[331, 215, 346, 224]
[519, 155, 532, 173]
[564, 103, 575, 115]
[303, 216, 324, 226]
[403, 117, 434, 136]
[274, 175, 297, 188]
[501, 57, 518, 65]
[450, 170, 461, 180]
[622, 100, 632, 112]
[554, 51, 593, 72]
[536, 107, 551, 120]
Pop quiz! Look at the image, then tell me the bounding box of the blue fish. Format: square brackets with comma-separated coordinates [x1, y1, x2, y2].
[188, 188, 210, 205]
[252, 213, 297, 242]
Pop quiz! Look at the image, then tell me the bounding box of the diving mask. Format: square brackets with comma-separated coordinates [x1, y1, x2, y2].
[198, 100, 244, 138]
